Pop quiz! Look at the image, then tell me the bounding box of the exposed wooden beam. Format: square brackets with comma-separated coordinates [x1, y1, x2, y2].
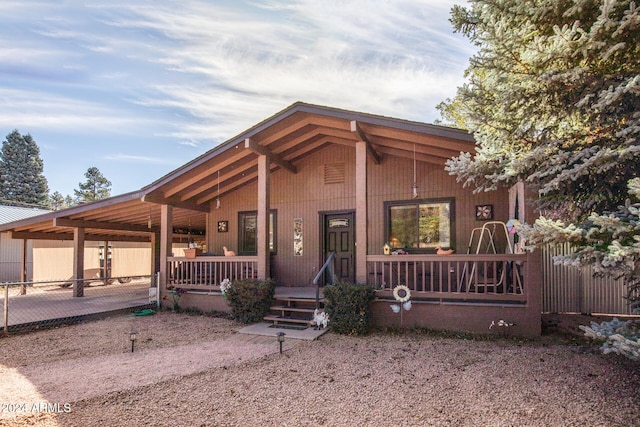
[141, 193, 210, 212]
[375, 145, 448, 166]
[245, 138, 297, 174]
[350, 120, 381, 164]
[248, 115, 312, 147]
[282, 136, 330, 163]
[75, 202, 150, 220]
[10, 231, 152, 242]
[180, 160, 256, 202]
[54, 218, 160, 233]
[163, 149, 249, 198]
[197, 167, 259, 204]
[366, 125, 474, 153]
[306, 115, 352, 131]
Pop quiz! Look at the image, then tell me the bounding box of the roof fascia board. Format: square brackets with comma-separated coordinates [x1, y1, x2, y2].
[0, 191, 146, 232]
[54, 218, 160, 233]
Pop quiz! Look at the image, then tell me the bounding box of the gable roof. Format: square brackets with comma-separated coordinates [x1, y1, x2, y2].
[0, 102, 474, 242]
[141, 102, 474, 209]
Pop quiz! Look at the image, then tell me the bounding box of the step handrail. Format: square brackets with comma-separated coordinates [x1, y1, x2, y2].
[312, 252, 336, 309]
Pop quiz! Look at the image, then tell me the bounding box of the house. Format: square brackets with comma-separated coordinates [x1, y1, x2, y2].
[0, 103, 541, 336]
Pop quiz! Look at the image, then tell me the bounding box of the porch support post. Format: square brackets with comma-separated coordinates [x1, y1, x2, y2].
[355, 141, 368, 284]
[102, 240, 109, 285]
[73, 227, 85, 297]
[20, 238, 27, 295]
[523, 182, 542, 336]
[151, 232, 161, 278]
[257, 154, 270, 280]
[159, 205, 173, 294]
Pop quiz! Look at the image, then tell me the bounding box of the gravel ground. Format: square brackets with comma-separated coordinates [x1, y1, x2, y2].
[1, 312, 639, 427]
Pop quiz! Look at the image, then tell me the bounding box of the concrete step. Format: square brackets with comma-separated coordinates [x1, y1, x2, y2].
[270, 305, 316, 314]
[263, 315, 313, 326]
[274, 296, 324, 304]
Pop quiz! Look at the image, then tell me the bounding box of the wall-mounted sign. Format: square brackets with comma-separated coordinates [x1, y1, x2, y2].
[328, 218, 349, 228]
[294, 218, 303, 256]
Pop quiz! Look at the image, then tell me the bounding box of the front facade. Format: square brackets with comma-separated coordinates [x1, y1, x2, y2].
[0, 103, 541, 336]
[147, 103, 541, 337]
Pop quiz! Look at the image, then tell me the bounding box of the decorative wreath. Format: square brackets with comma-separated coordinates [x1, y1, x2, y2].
[393, 285, 411, 303]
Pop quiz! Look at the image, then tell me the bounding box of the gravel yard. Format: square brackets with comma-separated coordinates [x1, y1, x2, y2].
[1, 312, 639, 427]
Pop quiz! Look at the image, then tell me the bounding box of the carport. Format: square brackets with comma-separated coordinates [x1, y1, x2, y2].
[0, 191, 206, 297]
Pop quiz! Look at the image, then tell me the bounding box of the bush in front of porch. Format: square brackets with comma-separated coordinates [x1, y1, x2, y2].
[224, 278, 276, 324]
[324, 281, 376, 335]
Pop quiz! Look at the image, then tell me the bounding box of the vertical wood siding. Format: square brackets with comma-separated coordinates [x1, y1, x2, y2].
[542, 243, 635, 315]
[208, 143, 510, 287]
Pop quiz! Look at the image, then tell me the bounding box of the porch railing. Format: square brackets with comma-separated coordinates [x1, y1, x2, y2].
[367, 254, 527, 303]
[313, 251, 336, 309]
[167, 256, 258, 291]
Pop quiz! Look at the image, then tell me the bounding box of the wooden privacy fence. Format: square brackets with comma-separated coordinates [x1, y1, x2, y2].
[542, 243, 636, 315]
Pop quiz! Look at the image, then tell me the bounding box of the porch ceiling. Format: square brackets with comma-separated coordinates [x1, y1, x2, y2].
[0, 192, 205, 242]
[0, 102, 474, 242]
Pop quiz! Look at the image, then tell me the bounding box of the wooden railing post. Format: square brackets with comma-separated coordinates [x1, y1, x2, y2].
[3, 284, 8, 334]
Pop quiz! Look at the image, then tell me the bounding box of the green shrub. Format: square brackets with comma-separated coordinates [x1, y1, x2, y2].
[323, 281, 376, 335]
[224, 278, 276, 324]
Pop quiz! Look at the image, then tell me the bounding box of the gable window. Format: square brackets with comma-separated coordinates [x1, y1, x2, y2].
[385, 198, 455, 253]
[238, 210, 277, 255]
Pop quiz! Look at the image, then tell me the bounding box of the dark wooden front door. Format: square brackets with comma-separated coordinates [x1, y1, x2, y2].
[323, 212, 355, 283]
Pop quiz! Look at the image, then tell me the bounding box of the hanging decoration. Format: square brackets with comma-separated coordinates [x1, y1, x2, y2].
[293, 218, 303, 256]
[506, 219, 521, 234]
[216, 170, 221, 209]
[412, 143, 418, 199]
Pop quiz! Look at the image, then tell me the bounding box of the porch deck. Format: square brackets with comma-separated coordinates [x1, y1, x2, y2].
[169, 254, 529, 306]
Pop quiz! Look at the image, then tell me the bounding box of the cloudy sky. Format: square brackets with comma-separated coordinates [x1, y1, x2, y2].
[0, 0, 475, 198]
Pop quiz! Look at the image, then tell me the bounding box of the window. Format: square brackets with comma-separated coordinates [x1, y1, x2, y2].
[238, 210, 277, 255]
[385, 198, 455, 253]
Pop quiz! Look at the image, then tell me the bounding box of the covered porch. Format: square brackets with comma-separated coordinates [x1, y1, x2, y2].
[164, 252, 530, 305]
[0, 103, 542, 336]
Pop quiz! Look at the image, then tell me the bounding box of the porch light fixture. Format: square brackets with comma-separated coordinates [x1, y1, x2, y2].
[412, 143, 418, 199]
[276, 331, 285, 354]
[129, 331, 138, 353]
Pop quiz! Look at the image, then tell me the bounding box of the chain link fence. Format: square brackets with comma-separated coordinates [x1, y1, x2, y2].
[1, 274, 159, 334]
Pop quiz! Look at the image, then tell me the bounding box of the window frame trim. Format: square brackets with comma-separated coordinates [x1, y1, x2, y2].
[237, 209, 278, 256]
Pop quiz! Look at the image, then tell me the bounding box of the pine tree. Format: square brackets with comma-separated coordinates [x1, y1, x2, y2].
[441, 0, 640, 311]
[49, 191, 66, 210]
[0, 130, 49, 206]
[442, 0, 640, 221]
[74, 167, 112, 203]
